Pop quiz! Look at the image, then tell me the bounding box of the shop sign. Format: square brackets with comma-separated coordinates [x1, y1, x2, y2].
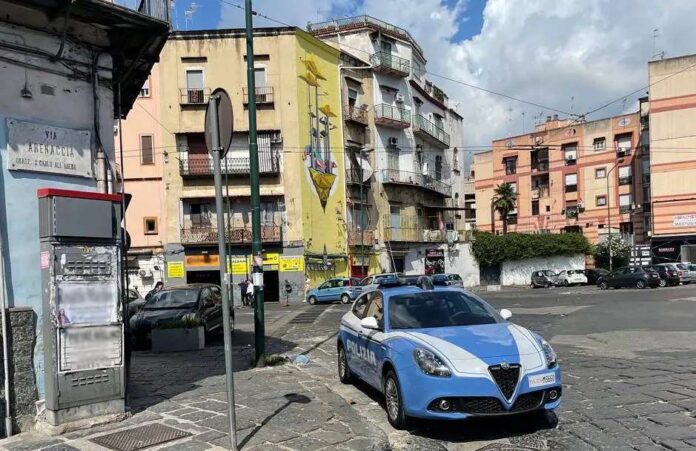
[280, 256, 305, 273]
[185, 254, 220, 267]
[264, 253, 280, 266]
[673, 214, 696, 228]
[228, 257, 248, 275]
[167, 262, 185, 278]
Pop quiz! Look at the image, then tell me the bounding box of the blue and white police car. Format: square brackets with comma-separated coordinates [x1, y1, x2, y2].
[337, 280, 561, 429]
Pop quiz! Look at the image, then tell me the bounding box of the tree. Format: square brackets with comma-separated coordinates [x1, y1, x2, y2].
[492, 183, 517, 235]
[594, 235, 631, 270]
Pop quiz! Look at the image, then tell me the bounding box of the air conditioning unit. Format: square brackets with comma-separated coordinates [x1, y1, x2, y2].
[395, 93, 405, 103]
[388, 137, 398, 146]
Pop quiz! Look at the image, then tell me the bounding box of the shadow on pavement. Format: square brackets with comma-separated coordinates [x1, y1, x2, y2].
[126, 328, 297, 413]
[238, 393, 311, 448]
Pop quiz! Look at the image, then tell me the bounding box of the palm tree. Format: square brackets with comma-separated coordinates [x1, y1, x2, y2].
[492, 183, 517, 235]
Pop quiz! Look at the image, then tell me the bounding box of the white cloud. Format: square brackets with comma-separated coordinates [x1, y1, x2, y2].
[218, 0, 696, 149]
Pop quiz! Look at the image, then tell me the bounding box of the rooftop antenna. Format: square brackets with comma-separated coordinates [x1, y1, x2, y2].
[184, 2, 198, 30]
[570, 95, 575, 115]
[521, 112, 526, 134]
[652, 28, 665, 60]
[171, 0, 179, 30]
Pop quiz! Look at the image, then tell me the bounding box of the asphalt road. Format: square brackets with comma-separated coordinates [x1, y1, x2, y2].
[298, 283, 696, 450]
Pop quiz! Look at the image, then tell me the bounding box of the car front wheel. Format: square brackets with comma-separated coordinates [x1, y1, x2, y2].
[659, 278, 667, 287]
[337, 344, 352, 384]
[340, 294, 351, 304]
[599, 281, 608, 290]
[384, 370, 409, 430]
[308, 296, 318, 305]
[636, 280, 646, 289]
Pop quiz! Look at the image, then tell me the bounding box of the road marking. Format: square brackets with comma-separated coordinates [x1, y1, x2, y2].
[511, 305, 589, 315]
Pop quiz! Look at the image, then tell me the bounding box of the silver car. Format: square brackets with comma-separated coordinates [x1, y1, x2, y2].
[431, 273, 464, 287]
[677, 263, 696, 284]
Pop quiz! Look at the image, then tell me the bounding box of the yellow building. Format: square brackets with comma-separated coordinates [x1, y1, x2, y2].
[149, 27, 347, 302]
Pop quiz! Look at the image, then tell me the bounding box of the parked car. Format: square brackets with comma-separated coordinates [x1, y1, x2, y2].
[676, 263, 696, 284]
[307, 278, 362, 305]
[556, 270, 588, 286]
[359, 273, 401, 292]
[125, 288, 146, 318]
[584, 268, 610, 285]
[656, 263, 688, 285]
[597, 267, 661, 290]
[530, 270, 559, 288]
[431, 273, 464, 287]
[645, 264, 680, 287]
[129, 284, 232, 347]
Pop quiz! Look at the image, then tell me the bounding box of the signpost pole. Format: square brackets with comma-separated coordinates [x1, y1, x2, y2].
[245, 0, 265, 366]
[208, 95, 238, 451]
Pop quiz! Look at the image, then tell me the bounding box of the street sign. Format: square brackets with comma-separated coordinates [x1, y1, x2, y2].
[204, 88, 233, 159]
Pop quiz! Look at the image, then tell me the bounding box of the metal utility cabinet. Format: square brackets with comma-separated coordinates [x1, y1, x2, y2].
[38, 189, 124, 426]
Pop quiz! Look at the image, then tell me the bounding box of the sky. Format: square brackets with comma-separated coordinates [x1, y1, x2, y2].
[124, 0, 696, 148]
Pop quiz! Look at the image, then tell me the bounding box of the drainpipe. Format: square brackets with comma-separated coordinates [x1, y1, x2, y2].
[0, 228, 12, 436]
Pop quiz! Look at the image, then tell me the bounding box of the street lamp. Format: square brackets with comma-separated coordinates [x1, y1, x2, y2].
[606, 158, 625, 272]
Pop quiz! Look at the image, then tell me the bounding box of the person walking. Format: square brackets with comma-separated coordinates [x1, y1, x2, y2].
[283, 280, 292, 307]
[238, 278, 249, 306]
[246, 278, 255, 307]
[303, 275, 311, 303]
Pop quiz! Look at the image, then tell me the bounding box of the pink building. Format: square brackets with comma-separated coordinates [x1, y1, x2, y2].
[116, 64, 167, 294]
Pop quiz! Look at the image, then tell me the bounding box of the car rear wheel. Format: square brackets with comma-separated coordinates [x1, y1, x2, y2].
[337, 344, 352, 384]
[636, 280, 646, 289]
[544, 282, 551, 288]
[562, 280, 569, 287]
[530, 283, 536, 289]
[599, 281, 608, 290]
[659, 278, 667, 287]
[340, 294, 351, 304]
[384, 370, 410, 430]
[308, 296, 318, 305]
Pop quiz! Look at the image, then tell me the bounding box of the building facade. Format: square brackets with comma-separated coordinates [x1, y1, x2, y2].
[308, 16, 472, 278]
[474, 113, 647, 245]
[152, 28, 347, 302]
[645, 54, 696, 262]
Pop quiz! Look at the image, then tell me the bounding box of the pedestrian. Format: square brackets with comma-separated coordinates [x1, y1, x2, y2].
[246, 278, 255, 307]
[145, 281, 163, 301]
[238, 277, 249, 306]
[283, 279, 292, 307]
[303, 275, 311, 303]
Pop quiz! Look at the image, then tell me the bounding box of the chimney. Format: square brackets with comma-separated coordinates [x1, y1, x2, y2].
[552, 114, 558, 121]
[546, 115, 552, 122]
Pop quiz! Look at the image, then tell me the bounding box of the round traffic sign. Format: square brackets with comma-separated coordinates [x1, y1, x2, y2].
[204, 88, 234, 158]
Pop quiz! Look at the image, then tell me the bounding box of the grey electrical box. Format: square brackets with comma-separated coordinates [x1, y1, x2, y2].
[38, 189, 124, 426]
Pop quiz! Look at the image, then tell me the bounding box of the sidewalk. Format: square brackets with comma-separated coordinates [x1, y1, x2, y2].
[0, 304, 389, 451]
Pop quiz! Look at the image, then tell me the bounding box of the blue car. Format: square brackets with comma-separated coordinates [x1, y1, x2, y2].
[307, 277, 361, 305]
[337, 282, 561, 429]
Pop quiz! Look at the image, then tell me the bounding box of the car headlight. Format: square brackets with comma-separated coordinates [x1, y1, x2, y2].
[413, 348, 451, 377]
[537, 336, 557, 368]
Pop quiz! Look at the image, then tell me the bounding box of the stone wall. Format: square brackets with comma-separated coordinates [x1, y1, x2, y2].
[500, 254, 586, 286]
[0, 308, 38, 437]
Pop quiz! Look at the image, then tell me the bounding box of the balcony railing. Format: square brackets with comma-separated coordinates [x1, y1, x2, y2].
[344, 104, 369, 125]
[369, 51, 410, 77]
[619, 205, 632, 214]
[382, 216, 446, 243]
[374, 103, 410, 128]
[347, 227, 375, 246]
[346, 168, 372, 185]
[565, 184, 578, 193]
[619, 175, 632, 186]
[532, 160, 549, 173]
[531, 186, 550, 199]
[180, 88, 210, 105]
[243, 87, 274, 105]
[380, 169, 451, 197]
[181, 225, 282, 245]
[565, 207, 579, 219]
[180, 154, 280, 176]
[137, 0, 170, 22]
[413, 114, 450, 147]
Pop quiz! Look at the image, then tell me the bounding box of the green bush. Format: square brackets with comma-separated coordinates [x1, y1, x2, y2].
[594, 235, 631, 270]
[471, 232, 591, 266]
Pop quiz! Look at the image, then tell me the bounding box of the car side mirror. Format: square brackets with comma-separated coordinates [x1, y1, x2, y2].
[500, 309, 512, 320]
[360, 316, 379, 330]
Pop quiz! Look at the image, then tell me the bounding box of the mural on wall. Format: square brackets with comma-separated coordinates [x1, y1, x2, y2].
[296, 33, 347, 275]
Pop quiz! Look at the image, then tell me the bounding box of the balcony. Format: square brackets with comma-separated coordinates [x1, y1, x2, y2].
[619, 205, 632, 214]
[344, 104, 369, 126]
[137, 0, 170, 22]
[347, 227, 375, 247]
[380, 169, 452, 197]
[180, 88, 210, 106]
[383, 216, 446, 243]
[180, 154, 280, 177]
[374, 104, 410, 128]
[565, 207, 579, 219]
[531, 160, 549, 173]
[243, 87, 274, 105]
[180, 225, 282, 245]
[616, 147, 631, 157]
[369, 51, 410, 77]
[619, 176, 633, 186]
[531, 186, 550, 199]
[413, 114, 450, 147]
[346, 168, 372, 185]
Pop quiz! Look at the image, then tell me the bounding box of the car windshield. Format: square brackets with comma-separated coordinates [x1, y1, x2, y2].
[388, 291, 501, 330]
[145, 289, 199, 309]
[677, 263, 689, 270]
[568, 270, 583, 275]
[542, 270, 557, 276]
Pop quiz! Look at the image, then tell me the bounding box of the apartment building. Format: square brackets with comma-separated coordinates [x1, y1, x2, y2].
[308, 16, 470, 276]
[645, 54, 696, 262]
[474, 113, 647, 244]
[117, 64, 167, 293]
[151, 28, 346, 302]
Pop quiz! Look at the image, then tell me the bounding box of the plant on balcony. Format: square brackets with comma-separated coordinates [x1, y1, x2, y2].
[472, 231, 591, 266]
[492, 183, 517, 235]
[594, 235, 631, 270]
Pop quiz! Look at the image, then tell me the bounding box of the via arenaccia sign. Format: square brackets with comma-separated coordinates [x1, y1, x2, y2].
[7, 119, 93, 178]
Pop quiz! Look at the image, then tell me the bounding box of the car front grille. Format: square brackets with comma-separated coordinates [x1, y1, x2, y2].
[428, 390, 548, 415]
[511, 391, 545, 412]
[457, 397, 504, 414]
[489, 364, 521, 400]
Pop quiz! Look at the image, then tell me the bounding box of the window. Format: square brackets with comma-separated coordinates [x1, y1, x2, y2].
[348, 88, 358, 107]
[595, 167, 606, 178]
[615, 134, 632, 154]
[596, 195, 607, 207]
[140, 78, 150, 97]
[435, 155, 443, 180]
[453, 148, 459, 169]
[364, 293, 384, 329]
[619, 166, 632, 185]
[503, 156, 517, 175]
[619, 194, 632, 213]
[565, 173, 577, 192]
[140, 135, 154, 165]
[565, 201, 579, 218]
[546, 205, 551, 213]
[563, 144, 577, 165]
[532, 200, 540, 216]
[593, 137, 606, 151]
[144, 217, 157, 235]
[380, 40, 392, 53]
[185, 68, 204, 103]
[254, 67, 266, 87]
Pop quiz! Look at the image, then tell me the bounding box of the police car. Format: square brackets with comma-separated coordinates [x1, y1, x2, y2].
[337, 279, 561, 428]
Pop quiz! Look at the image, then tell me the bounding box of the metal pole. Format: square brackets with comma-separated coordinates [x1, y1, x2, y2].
[607, 167, 613, 272]
[209, 96, 238, 451]
[245, 0, 265, 366]
[359, 150, 365, 277]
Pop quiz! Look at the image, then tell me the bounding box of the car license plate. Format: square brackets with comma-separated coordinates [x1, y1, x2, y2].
[528, 372, 556, 388]
[651, 274, 658, 278]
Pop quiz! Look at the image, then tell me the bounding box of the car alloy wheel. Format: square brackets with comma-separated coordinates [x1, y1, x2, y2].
[340, 294, 351, 304]
[659, 278, 667, 287]
[308, 296, 317, 305]
[384, 370, 409, 429]
[599, 281, 608, 290]
[337, 344, 352, 384]
[563, 280, 569, 287]
[636, 280, 646, 289]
